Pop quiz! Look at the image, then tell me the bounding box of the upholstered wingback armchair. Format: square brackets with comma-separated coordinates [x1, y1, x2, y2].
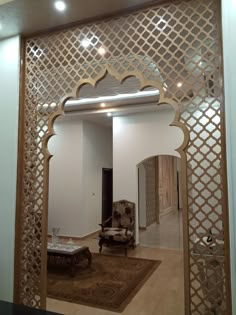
[98, 200, 135, 256]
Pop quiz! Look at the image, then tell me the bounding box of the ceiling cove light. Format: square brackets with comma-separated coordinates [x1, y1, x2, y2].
[66, 90, 160, 107]
[54, 1, 66, 12]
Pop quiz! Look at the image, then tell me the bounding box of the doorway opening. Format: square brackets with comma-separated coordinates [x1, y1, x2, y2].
[102, 168, 113, 224]
[138, 155, 183, 250]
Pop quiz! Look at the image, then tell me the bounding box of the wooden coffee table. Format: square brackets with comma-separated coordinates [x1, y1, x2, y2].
[47, 243, 92, 276]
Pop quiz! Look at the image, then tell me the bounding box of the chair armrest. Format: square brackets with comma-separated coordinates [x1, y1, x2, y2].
[125, 217, 135, 236]
[98, 216, 112, 232]
[98, 224, 105, 232]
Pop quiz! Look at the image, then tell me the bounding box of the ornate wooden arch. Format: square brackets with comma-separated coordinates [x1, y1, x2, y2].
[45, 65, 188, 159]
[14, 1, 231, 314]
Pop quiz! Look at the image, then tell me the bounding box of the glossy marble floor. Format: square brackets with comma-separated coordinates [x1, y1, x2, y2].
[47, 237, 185, 315]
[139, 210, 183, 250]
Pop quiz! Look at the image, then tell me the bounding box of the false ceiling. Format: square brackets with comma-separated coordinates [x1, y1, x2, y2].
[0, 0, 157, 40]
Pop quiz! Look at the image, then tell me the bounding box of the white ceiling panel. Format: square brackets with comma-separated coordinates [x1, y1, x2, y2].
[0, 0, 157, 40]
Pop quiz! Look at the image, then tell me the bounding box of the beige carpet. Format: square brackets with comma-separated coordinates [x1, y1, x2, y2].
[47, 253, 161, 312]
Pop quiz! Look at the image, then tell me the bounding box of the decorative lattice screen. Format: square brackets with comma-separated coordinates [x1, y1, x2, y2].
[15, 0, 231, 314]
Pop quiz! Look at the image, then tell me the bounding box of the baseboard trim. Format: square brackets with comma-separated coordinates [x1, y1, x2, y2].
[139, 227, 147, 231]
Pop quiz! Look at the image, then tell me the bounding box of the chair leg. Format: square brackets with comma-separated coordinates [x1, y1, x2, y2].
[132, 239, 135, 249]
[124, 247, 128, 256]
[99, 239, 103, 253]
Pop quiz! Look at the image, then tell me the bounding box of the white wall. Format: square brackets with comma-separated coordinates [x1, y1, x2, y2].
[48, 117, 84, 236]
[113, 108, 183, 242]
[82, 121, 113, 234]
[0, 36, 20, 302]
[48, 116, 112, 237]
[222, 1, 236, 312]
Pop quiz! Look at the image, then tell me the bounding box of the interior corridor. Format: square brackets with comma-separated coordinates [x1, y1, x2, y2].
[139, 210, 183, 250]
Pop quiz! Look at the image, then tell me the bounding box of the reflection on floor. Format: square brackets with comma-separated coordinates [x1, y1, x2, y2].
[47, 236, 184, 315]
[139, 210, 183, 250]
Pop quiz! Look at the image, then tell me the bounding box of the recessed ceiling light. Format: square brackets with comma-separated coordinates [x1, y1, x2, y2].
[107, 113, 112, 117]
[177, 82, 183, 88]
[100, 103, 106, 107]
[81, 39, 90, 48]
[98, 47, 106, 56]
[54, 1, 66, 12]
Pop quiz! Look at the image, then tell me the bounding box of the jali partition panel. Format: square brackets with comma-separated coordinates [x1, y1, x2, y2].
[15, 0, 231, 314]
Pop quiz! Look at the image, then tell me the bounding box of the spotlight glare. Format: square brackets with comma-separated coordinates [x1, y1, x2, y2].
[98, 47, 106, 56]
[107, 112, 112, 117]
[54, 1, 66, 12]
[177, 82, 183, 88]
[101, 103, 106, 107]
[81, 39, 90, 48]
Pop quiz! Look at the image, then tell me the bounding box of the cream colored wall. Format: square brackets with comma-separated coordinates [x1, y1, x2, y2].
[0, 36, 20, 301]
[222, 0, 236, 312]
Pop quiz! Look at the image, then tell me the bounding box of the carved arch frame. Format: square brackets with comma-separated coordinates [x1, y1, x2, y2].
[43, 65, 190, 310]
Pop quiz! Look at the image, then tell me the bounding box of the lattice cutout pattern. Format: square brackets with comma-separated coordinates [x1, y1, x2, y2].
[17, 0, 230, 313]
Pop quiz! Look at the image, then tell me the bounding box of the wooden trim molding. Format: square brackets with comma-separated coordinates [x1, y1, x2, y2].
[14, 37, 26, 304]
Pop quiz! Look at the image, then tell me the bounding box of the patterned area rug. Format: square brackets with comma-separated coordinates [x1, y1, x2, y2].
[47, 253, 161, 312]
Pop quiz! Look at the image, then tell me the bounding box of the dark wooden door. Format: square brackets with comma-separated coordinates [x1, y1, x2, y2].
[102, 168, 113, 225]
